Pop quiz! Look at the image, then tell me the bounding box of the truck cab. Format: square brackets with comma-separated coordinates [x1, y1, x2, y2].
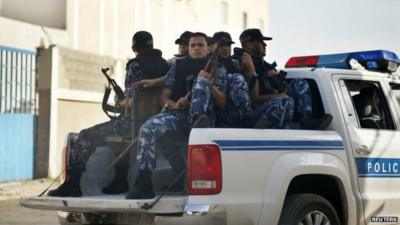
[21, 50, 400, 225]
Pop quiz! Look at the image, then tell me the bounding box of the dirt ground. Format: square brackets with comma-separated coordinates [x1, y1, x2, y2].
[0, 179, 60, 225]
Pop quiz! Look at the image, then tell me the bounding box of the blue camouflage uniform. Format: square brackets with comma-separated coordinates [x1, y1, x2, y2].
[214, 59, 252, 128]
[250, 59, 312, 129]
[136, 58, 226, 171]
[68, 49, 169, 171]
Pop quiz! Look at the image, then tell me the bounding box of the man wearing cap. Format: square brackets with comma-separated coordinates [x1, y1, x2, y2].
[126, 32, 227, 199]
[47, 31, 169, 197]
[239, 28, 331, 129]
[167, 31, 193, 67]
[211, 31, 253, 128]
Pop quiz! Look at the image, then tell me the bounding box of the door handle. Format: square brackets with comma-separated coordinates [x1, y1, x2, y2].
[356, 144, 371, 154]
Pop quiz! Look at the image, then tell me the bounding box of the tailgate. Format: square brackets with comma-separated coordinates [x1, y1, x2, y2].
[20, 195, 187, 214]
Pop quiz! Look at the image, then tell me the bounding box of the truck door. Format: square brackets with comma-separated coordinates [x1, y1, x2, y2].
[335, 75, 400, 224]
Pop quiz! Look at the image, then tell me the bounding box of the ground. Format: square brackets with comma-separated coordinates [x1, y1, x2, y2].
[0, 179, 60, 225]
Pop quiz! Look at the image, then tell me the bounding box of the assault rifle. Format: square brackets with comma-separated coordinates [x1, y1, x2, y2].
[101, 68, 125, 119]
[101, 68, 125, 100]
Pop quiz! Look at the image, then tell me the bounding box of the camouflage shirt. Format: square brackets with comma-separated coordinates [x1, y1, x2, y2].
[124, 59, 143, 98]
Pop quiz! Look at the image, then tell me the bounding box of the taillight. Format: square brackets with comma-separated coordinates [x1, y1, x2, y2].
[188, 145, 222, 195]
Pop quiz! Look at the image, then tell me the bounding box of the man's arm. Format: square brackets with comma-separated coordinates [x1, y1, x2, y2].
[251, 79, 284, 103]
[198, 70, 227, 110]
[134, 76, 166, 88]
[159, 87, 190, 111]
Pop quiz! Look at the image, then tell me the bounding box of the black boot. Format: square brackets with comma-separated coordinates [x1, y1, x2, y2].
[47, 169, 83, 197]
[102, 164, 129, 194]
[165, 151, 186, 193]
[125, 169, 155, 199]
[300, 114, 333, 130]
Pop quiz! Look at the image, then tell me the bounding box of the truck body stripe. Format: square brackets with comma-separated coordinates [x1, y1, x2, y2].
[213, 140, 344, 151]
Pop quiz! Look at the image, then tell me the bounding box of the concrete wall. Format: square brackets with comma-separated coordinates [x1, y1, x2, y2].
[65, 0, 269, 60]
[0, 17, 68, 52]
[36, 46, 124, 177]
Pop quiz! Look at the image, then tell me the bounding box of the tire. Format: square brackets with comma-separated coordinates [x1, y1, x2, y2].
[278, 194, 341, 225]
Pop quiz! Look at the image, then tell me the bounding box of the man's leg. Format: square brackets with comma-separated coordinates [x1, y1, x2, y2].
[189, 77, 213, 127]
[126, 111, 189, 199]
[288, 79, 312, 119]
[288, 79, 332, 129]
[48, 117, 131, 197]
[253, 96, 294, 129]
[222, 73, 252, 128]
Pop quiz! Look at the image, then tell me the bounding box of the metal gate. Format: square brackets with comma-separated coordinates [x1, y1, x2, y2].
[0, 45, 36, 182]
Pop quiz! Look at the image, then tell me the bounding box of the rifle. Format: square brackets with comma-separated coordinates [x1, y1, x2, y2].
[204, 43, 220, 74]
[101, 68, 126, 119]
[101, 68, 125, 100]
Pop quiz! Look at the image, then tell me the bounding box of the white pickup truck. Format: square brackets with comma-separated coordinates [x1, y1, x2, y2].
[21, 50, 400, 225]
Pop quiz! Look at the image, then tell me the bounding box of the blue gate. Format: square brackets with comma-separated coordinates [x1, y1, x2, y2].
[0, 45, 36, 182]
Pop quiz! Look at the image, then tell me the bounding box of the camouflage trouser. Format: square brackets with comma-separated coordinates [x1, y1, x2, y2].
[136, 110, 189, 171]
[136, 78, 215, 171]
[189, 77, 216, 126]
[68, 116, 132, 171]
[252, 79, 311, 129]
[216, 73, 252, 128]
[288, 79, 312, 118]
[253, 95, 294, 129]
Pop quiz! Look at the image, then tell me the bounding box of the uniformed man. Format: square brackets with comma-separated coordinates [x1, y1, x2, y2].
[240, 28, 331, 129]
[126, 32, 227, 199]
[167, 31, 193, 67]
[211, 31, 253, 128]
[47, 31, 169, 197]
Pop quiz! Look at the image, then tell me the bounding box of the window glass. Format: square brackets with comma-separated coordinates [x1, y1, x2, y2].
[343, 80, 394, 130]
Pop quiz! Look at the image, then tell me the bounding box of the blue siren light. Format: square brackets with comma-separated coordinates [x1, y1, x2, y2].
[285, 50, 400, 73]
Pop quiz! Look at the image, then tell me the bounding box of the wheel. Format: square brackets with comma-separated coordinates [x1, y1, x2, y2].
[278, 194, 341, 225]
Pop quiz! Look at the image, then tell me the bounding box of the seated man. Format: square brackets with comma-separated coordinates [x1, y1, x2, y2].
[47, 31, 169, 197]
[126, 32, 227, 199]
[353, 87, 383, 129]
[210, 31, 253, 128]
[239, 28, 331, 129]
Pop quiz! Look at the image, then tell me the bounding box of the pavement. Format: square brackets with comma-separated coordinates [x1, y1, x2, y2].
[0, 178, 60, 200]
[0, 178, 61, 225]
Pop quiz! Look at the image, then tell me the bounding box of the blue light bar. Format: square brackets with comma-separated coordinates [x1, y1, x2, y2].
[285, 50, 400, 73]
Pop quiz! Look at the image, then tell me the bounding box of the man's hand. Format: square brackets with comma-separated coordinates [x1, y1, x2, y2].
[118, 97, 133, 108]
[169, 91, 191, 111]
[241, 52, 256, 75]
[198, 70, 212, 80]
[134, 79, 158, 88]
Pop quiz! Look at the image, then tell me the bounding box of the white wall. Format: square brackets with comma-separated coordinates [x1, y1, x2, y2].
[268, 0, 400, 67]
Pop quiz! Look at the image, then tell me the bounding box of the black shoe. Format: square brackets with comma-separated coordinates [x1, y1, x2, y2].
[102, 166, 129, 195]
[47, 170, 82, 197]
[192, 115, 210, 128]
[301, 114, 333, 130]
[254, 115, 268, 129]
[125, 169, 155, 199]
